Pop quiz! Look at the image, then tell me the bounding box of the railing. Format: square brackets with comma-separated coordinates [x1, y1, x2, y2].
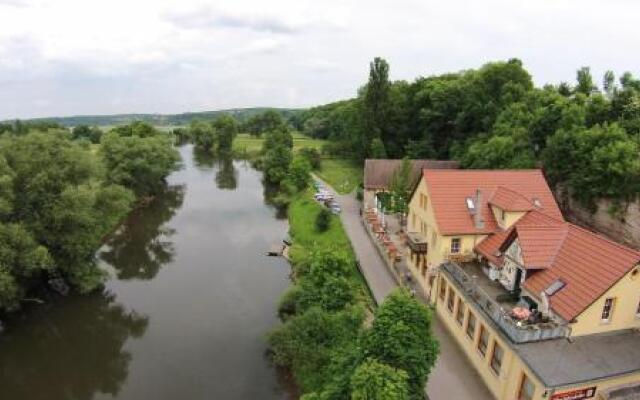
[406, 233, 428, 253]
[441, 262, 570, 343]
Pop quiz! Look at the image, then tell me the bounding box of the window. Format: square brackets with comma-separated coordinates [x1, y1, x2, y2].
[637, 297, 640, 318]
[500, 208, 506, 222]
[466, 312, 476, 340]
[518, 373, 535, 400]
[439, 278, 447, 301]
[447, 289, 455, 313]
[456, 300, 465, 326]
[601, 297, 615, 322]
[419, 194, 428, 211]
[490, 341, 504, 375]
[411, 212, 416, 229]
[451, 238, 461, 254]
[431, 231, 437, 247]
[477, 325, 489, 357]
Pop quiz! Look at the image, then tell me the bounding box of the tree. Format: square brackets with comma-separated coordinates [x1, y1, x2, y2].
[288, 157, 312, 192]
[244, 110, 287, 136]
[0, 223, 52, 310]
[544, 123, 640, 208]
[213, 114, 238, 153]
[576, 66, 596, 96]
[72, 125, 103, 144]
[462, 135, 536, 169]
[190, 120, 216, 151]
[101, 130, 180, 197]
[361, 57, 391, 158]
[370, 138, 387, 158]
[363, 289, 439, 399]
[350, 358, 410, 400]
[389, 158, 413, 215]
[315, 208, 332, 232]
[299, 147, 322, 170]
[603, 70, 616, 97]
[262, 130, 293, 184]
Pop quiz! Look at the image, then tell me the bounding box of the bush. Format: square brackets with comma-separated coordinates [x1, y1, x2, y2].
[299, 147, 322, 170]
[315, 208, 332, 232]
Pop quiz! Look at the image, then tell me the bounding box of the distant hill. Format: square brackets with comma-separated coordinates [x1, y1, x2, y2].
[7, 107, 303, 127]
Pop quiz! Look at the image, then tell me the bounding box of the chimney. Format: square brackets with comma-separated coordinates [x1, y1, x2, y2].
[474, 189, 484, 229]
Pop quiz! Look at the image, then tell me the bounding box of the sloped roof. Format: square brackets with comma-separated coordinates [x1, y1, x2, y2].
[524, 223, 640, 321]
[422, 169, 563, 235]
[475, 210, 640, 322]
[364, 159, 458, 190]
[489, 186, 535, 212]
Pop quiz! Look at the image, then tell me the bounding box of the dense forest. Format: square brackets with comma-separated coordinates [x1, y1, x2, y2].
[292, 58, 640, 210]
[0, 121, 179, 313]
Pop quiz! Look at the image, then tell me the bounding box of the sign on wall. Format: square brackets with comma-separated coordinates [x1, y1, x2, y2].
[551, 387, 597, 400]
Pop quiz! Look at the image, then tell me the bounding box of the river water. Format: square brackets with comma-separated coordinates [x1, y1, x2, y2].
[0, 145, 296, 400]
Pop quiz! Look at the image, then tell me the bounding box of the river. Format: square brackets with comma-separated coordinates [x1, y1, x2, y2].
[0, 145, 297, 400]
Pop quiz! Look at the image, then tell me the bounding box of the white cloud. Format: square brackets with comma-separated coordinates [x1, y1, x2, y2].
[1, 0, 640, 119]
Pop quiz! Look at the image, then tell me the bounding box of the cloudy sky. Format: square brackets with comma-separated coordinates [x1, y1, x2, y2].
[1, 0, 639, 119]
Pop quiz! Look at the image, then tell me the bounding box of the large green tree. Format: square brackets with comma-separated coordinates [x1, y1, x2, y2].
[362, 289, 439, 399]
[101, 127, 180, 197]
[350, 358, 410, 400]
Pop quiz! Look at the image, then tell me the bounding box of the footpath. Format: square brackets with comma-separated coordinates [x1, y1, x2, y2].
[313, 174, 494, 400]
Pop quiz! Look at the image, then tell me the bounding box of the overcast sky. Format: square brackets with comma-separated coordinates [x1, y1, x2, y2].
[1, 0, 639, 119]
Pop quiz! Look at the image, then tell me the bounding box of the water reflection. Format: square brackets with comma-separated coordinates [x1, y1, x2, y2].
[262, 181, 288, 220]
[215, 157, 238, 190]
[192, 146, 216, 170]
[0, 289, 148, 400]
[99, 184, 185, 280]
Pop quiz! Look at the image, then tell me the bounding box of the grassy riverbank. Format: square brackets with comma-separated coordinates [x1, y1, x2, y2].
[269, 176, 440, 399]
[316, 159, 363, 194]
[287, 189, 373, 306]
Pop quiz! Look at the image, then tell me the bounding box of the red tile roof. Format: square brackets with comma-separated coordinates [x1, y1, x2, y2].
[475, 210, 640, 322]
[422, 169, 563, 235]
[489, 186, 535, 212]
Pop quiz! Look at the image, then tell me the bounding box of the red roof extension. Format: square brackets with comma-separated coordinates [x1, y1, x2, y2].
[422, 169, 563, 235]
[475, 210, 640, 322]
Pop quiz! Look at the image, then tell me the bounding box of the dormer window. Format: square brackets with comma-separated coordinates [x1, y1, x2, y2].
[544, 279, 566, 296]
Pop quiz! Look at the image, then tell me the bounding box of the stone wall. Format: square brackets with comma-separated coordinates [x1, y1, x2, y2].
[558, 188, 640, 250]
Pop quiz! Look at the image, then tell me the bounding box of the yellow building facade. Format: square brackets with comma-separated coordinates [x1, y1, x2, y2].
[404, 169, 640, 400]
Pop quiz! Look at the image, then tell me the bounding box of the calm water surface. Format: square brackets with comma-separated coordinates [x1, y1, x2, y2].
[0, 145, 296, 400]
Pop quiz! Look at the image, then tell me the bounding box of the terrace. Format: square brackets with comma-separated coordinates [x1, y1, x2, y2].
[441, 261, 570, 344]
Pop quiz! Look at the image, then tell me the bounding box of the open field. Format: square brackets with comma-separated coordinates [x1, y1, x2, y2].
[233, 132, 326, 156]
[316, 159, 363, 194]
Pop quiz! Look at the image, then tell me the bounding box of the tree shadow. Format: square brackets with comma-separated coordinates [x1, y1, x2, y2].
[215, 157, 238, 191]
[0, 288, 148, 400]
[99, 184, 185, 280]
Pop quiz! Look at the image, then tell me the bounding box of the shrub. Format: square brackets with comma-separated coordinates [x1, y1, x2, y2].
[299, 147, 322, 170]
[315, 208, 332, 232]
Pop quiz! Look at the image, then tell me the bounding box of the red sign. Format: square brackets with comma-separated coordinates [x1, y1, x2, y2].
[551, 387, 597, 400]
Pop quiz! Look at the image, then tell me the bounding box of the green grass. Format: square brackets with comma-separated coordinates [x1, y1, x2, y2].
[316, 159, 363, 194]
[233, 132, 327, 158]
[288, 189, 373, 307]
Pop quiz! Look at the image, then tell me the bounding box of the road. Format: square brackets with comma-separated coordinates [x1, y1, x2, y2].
[314, 175, 494, 400]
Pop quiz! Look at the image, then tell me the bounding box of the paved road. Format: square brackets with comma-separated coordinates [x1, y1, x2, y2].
[313, 176, 494, 400]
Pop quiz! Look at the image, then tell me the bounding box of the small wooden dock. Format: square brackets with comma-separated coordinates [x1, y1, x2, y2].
[267, 244, 285, 256]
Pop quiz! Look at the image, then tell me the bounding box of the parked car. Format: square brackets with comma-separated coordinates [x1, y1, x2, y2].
[314, 191, 334, 201]
[330, 204, 341, 214]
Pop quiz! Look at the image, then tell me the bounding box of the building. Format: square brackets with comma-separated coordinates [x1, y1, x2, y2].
[406, 169, 640, 400]
[363, 159, 458, 209]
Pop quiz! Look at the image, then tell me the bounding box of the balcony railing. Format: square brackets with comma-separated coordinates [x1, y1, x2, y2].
[441, 261, 570, 343]
[406, 233, 428, 253]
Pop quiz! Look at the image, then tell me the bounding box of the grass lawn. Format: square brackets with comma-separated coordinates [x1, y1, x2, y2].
[233, 132, 326, 157]
[316, 159, 363, 194]
[287, 188, 373, 306]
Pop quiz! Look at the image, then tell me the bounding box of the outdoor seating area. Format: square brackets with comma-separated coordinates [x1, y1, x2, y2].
[364, 207, 400, 264]
[442, 261, 570, 343]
